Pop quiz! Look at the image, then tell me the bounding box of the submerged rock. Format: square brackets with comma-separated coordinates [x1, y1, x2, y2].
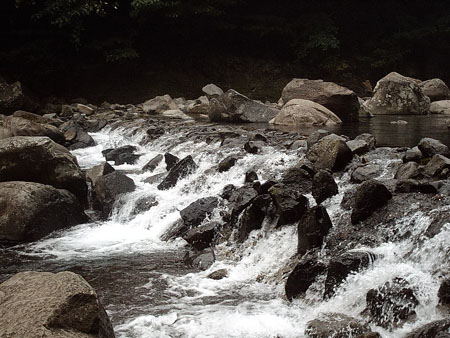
[0, 271, 115, 338]
[0, 181, 87, 242]
[365, 277, 419, 329]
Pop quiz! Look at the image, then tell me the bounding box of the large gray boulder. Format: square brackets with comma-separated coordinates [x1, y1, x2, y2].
[0, 181, 87, 242]
[209, 89, 279, 123]
[270, 99, 342, 126]
[0, 136, 88, 204]
[281, 79, 360, 122]
[142, 94, 178, 114]
[430, 100, 450, 114]
[418, 137, 450, 158]
[0, 271, 115, 338]
[202, 83, 224, 98]
[305, 313, 370, 338]
[0, 80, 24, 115]
[419, 78, 450, 101]
[0, 115, 65, 144]
[306, 134, 353, 172]
[364, 72, 430, 115]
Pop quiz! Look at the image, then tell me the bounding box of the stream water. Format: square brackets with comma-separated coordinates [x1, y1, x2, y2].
[0, 117, 449, 338]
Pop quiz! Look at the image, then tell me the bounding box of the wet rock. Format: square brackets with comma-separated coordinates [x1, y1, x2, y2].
[143, 172, 165, 185]
[306, 129, 330, 149]
[184, 248, 215, 270]
[305, 313, 370, 338]
[355, 133, 376, 150]
[418, 137, 450, 158]
[209, 89, 280, 123]
[103, 145, 140, 165]
[0, 182, 87, 242]
[60, 120, 95, 150]
[424, 154, 450, 177]
[249, 132, 268, 143]
[228, 185, 259, 222]
[244, 140, 261, 154]
[183, 222, 218, 250]
[157, 155, 198, 190]
[0, 80, 24, 114]
[164, 152, 179, 170]
[268, 183, 309, 226]
[404, 146, 423, 163]
[146, 126, 165, 140]
[187, 96, 210, 114]
[324, 251, 376, 298]
[281, 79, 360, 122]
[143, 94, 178, 114]
[281, 165, 313, 194]
[364, 72, 430, 115]
[0, 136, 88, 204]
[76, 103, 95, 115]
[161, 109, 193, 120]
[351, 164, 382, 183]
[93, 171, 136, 219]
[419, 78, 450, 101]
[269, 99, 342, 126]
[245, 170, 258, 183]
[142, 154, 164, 172]
[221, 184, 236, 200]
[202, 83, 224, 98]
[12, 110, 56, 124]
[351, 180, 392, 224]
[438, 278, 450, 306]
[341, 189, 356, 210]
[365, 277, 419, 329]
[312, 170, 338, 204]
[236, 194, 274, 242]
[85, 162, 115, 185]
[0, 271, 115, 338]
[347, 139, 370, 155]
[207, 269, 228, 280]
[285, 254, 326, 301]
[404, 318, 450, 338]
[306, 134, 353, 172]
[131, 195, 158, 215]
[298, 206, 332, 255]
[218, 154, 240, 172]
[395, 161, 421, 180]
[180, 197, 219, 231]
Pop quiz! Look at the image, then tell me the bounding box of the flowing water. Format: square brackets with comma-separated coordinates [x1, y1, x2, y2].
[1, 119, 449, 338]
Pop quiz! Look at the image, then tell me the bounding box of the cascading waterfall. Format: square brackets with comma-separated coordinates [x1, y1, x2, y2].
[7, 125, 450, 338]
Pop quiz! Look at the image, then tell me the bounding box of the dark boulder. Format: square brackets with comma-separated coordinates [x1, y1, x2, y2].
[218, 154, 240, 172]
[351, 180, 392, 224]
[207, 269, 228, 280]
[305, 313, 370, 338]
[85, 162, 115, 185]
[221, 184, 236, 200]
[306, 129, 330, 149]
[244, 141, 261, 154]
[183, 248, 215, 270]
[103, 145, 140, 165]
[93, 172, 136, 218]
[157, 155, 198, 190]
[365, 277, 419, 329]
[285, 254, 326, 301]
[281, 166, 313, 194]
[424, 154, 450, 178]
[60, 120, 95, 150]
[0, 136, 88, 204]
[312, 170, 338, 204]
[438, 278, 450, 306]
[351, 164, 382, 183]
[306, 134, 353, 172]
[164, 152, 179, 170]
[418, 138, 450, 158]
[395, 161, 421, 180]
[131, 195, 158, 216]
[146, 126, 165, 140]
[298, 206, 332, 255]
[346, 139, 370, 155]
[324, 251, 376, 298]
[0, 271, 115, 338]
[236, 194, 274, 242]
[180, 197, 219, 231]
[182, 222, 219, 250]
[228, 185, 259, 222]
[404, 318, 450, 338]
[245, 170, 259, 183]
[142, 154, 163, 172]
[0, 181, 87, 243]
[268, 183, 309, 226]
